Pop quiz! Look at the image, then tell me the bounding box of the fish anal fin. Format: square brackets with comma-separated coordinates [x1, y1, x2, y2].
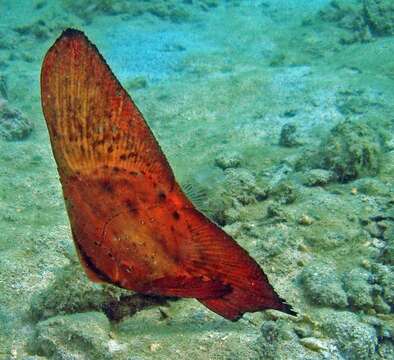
[199, 298, 242, 321]
[179, 208, 295, 319]
[144, 275, 231, 299]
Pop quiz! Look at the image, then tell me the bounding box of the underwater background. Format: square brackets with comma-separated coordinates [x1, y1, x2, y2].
[0, 0, 393, 359]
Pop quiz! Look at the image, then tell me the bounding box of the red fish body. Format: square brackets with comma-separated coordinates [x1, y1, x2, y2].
[41, 29, 294, 321]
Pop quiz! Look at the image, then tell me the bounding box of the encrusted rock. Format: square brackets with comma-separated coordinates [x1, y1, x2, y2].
[320, 120, 381, 181]
[0, 99, 33, 141]
[364, 0, 394, 36]
[214, 152, 242, 170]
[35, 312, 118, 359]
[301, 262, 348, 308]
[223, 168, 268, 205]
[302, 169, 334, 186]
[342, 268, 374, 309]
[279, 123, 300, 147]
[321, 310, 378, 360]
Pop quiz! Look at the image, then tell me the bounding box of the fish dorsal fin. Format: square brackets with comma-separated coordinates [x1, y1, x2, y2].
[41, 28, 174, 189]
[181, 181, 210, 215]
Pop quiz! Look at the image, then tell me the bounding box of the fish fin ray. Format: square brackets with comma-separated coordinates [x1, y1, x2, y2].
[145, 275, 231, 299]
[41, 28, 174, 188]
[179, 208, 295, 319]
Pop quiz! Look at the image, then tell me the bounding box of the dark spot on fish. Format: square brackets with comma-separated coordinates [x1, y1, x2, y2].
[107, 145, 114, 153]
[113, 166, 120, 173]
[125, 199, 138, 213]
[158, 191, 166, 201]
[119, 153, 127, 161]
[172, 211, 180, 220]
[100, 179, 113, 193]
[173, 253, 181, 264]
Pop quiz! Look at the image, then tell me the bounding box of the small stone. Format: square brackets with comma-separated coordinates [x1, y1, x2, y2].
[125, 76, 148, 90]
[279, 123, 300, 147]
[298, 243, 311, 253]
[214, 152, 241, 170]
[299, 214, 314, 226]
[300, 337, 328, 352]
[149, 343, 161, 352]
[0, 100, 33, 141]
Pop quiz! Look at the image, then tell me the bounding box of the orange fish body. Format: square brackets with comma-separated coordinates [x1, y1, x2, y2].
[41, 29, 294, 321]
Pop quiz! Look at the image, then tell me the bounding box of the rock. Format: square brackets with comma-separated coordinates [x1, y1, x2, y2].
[363, 0, 394, 36]
[223, 205, 241, 225]
[302, 169, 334, 187]
[299, 337, 328, 352]
[371, 263, 394, 307]
[352, 177, 391, 196]
[214, 152, 242, 170]
[35, 312, 120, 359]
[30, 262, 165, 322]
[279, 123, 300, 147]
[378, 340, 394, 359]
[223, 168, 268, 205]
[298, 214, 314, 226]
[0, 100, 33, 141]
[320, 120, 381, 181]
[301, 262, 348, 308]
[342, 268, 374, 309]
[335, 89, 373, 115]
[374, 295, 391, 314]
[62, 0, 196, 23]
[382, 243, 394, 265]
[257, 320, 337, 360]
[266, 202, 288, 222]
[125, 76, 148, 91]
[0, 75, 7, 99]
[258, 226, 289, 257]
[14, 19, 51, 41]
[321, 310, 378, 360]
[318, 0, 371, 44]
[270, 180, 298, 205]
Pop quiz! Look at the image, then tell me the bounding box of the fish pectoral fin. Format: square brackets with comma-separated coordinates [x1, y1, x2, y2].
[144, 275, 231, 299]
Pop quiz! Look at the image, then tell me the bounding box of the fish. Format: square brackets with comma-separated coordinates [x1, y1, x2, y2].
[40, 28, 295, 321]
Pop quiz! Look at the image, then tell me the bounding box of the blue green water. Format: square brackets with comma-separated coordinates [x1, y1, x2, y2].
[0, 0, 393, 359]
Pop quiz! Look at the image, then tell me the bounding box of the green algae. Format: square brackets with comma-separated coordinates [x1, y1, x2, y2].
[320, 119, 382, 181]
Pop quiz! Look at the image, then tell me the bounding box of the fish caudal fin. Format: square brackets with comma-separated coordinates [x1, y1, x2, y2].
[180, 208, 295, 320]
